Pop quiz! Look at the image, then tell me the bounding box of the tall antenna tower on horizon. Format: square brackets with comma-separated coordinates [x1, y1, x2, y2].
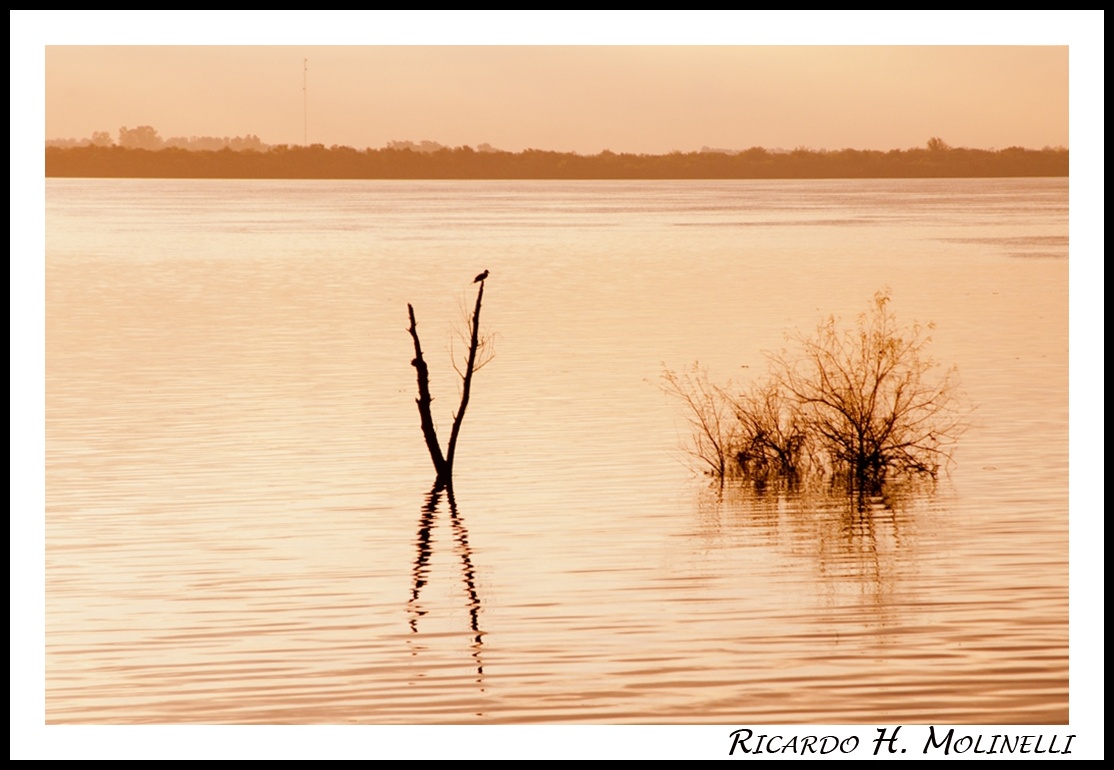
[303, 58, 308, 146]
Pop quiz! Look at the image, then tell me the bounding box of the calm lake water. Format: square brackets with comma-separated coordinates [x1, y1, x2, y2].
[45, 178, 1068, 725]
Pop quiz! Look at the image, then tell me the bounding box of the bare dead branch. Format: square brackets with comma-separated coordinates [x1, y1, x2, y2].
[445, 281, 484, 474]
[407, 304, 449, 481]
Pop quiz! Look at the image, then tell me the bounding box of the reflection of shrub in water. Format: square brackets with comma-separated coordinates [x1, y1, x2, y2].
[664, 291, 967, 496]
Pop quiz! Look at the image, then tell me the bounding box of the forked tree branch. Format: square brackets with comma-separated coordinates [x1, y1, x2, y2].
[407, 278, 488, 489]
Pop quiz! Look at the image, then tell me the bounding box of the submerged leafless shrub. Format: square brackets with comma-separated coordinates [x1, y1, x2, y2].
[664, 291, 967, 495]
[726, 379, 813, 489]
[659, 363, 739, 485]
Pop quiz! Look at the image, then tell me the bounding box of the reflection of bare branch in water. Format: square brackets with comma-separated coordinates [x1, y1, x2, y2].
[408, 481, 486, 679]
[449, 494, 483, 638]
[408, 483, 440, 633]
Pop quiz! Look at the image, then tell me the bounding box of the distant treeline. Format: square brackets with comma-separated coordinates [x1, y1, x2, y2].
[45, 142, 1068, 180]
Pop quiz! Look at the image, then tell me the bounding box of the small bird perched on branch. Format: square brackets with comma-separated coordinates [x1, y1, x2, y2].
[474, 269, 489, 283]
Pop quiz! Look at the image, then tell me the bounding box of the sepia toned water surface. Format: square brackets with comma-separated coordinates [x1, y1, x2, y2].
[46, 178, 1067, 724]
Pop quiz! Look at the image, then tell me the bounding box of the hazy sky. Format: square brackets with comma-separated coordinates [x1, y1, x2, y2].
[43, 35, 1072, 154]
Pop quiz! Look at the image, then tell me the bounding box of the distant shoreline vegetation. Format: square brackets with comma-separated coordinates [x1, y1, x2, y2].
[46, 129, 1067, 180]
